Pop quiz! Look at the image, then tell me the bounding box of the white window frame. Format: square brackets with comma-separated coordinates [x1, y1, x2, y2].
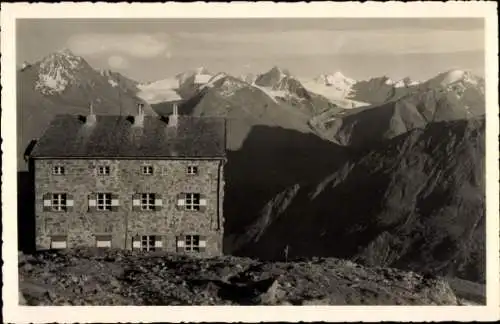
[142, 165, 154, 175]
[187, 165, 198, 175]
[141, 193, 156, 211]
[185, 193, 201, 211]
[96, 193, 112, 211]
[52, 165, 65, 175]
[185, 235, 200, 252]
[141, 235, 156, 251]
[51, 193, 67, 211]
[97, 165, 111, 175]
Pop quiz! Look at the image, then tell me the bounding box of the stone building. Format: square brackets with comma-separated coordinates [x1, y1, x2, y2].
[29, 104, 226, 256]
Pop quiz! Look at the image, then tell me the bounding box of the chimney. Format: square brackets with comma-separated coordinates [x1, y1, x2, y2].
[86, 102, 96, 125]
[168, 102, 178, 127]
[133, 103, 145, 127]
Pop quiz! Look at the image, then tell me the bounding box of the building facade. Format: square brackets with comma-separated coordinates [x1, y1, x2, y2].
[29, 105, 226, 256]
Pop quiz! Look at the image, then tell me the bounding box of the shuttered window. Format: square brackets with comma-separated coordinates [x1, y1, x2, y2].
[177, 235, 207, 253]
[89, 193, 119, 212]
[132, 193, 162, 211]
[132, 235, 163, 251]
[177, 193, 207, 212]
[43, 193, 74, 212]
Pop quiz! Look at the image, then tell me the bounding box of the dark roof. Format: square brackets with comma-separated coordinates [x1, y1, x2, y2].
[30, 115, 226, 158]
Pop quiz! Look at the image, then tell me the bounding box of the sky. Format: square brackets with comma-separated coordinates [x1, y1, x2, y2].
[16, 18, 485, 83]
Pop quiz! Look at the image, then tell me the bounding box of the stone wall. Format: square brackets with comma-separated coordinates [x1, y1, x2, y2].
[33, 158, 225, 256]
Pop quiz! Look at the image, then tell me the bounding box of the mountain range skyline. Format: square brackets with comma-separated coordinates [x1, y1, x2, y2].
[17, 18, 484, 83]
[13, 16, 489, 309]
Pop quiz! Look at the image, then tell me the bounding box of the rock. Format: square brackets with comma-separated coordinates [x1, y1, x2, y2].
[254, 278, 282, 305]
[19, 247, 468, 306]
[22, 262, 34, 272]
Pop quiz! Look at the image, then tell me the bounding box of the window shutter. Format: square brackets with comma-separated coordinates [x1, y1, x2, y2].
[154, 194, 162, 211]
[111, 194, 120, 211]
[199, 235, 207, 253]
[88, 193, 96, 212]
[132, 235, 141, 250]
[176, 236, 185, 252]
[154, 236, 163, 249]
[66, 194, 74, 211]
[199, 194, 208, 212]
[43, 193, 52, 211]
[132, 193, 141, 212]
[176, 193, 186, 210]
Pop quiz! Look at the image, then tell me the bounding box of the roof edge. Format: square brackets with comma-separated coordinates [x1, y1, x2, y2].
[30, 156, 227, 160]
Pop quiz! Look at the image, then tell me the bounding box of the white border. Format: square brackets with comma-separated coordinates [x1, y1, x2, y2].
[2, 2, 499, 323]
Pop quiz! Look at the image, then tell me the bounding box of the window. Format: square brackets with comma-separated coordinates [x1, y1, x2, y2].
[51, 193, 67, 211]
[142, 165, 154, 175]
[89, 193, 118, 212]
[133, 193, 162, 211]
[186, 193, 201, 211]
[176, 235, 206, 253]
[132, 235, 162, 251]
[141, 193, 156, 211]
[97, 165, 110, 175]
[187, 165, 198, 175]
[96, 193, 112, 211]
[141, 235, 156, 251]
[177, 193, 207, 211]
[50, 236, 67, 249]
[43, 193, 73, 212]
[52, 165, 65, 175]
[95, 235, 112, 248]
[185, 235, 200, 252]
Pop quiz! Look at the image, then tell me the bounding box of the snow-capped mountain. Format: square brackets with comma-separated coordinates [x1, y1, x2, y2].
[309, 69, 485, 147]
[175, 67, 214, 98]
[239, 73, 258, 85]
[423, 69, 484, 96]
[17, 49, 147, 170]
[34, 49, 90, 95]
[300, 72, 369, 109]
[393, 77, 420, 88]
[253, 66, 336, 116]
[176, 67, 212, 86]
[315, 72, 356, 90]
[300, 72, 422, 107]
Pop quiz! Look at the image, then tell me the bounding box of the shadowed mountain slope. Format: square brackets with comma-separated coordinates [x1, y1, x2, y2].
[233, 117, 485, 283]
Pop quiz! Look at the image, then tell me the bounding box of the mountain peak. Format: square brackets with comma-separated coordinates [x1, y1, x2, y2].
[316, 71, 356, 86]
[194, 66, 210, 75]
[269, 66, 291, 77]
[436, 69, 479, 86]
[34, 49, 89, 95]
[424, 69, 484, 96]
[55, 48, 76, 56]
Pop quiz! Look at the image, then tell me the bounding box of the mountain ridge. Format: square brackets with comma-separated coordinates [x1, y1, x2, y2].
[232, 117, 485, 283]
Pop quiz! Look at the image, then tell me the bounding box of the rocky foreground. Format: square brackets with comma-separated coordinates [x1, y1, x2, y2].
[18, 248, 481, 306]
